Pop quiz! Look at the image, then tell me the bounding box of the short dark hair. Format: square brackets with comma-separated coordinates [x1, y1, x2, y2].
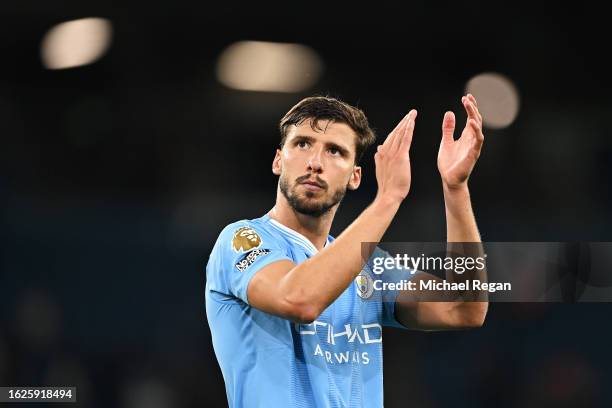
[279, 96, 376, 164]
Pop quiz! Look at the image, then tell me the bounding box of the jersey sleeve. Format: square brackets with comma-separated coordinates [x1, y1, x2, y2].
[206, 221, 293, 305]
[369, 247, 419, 329]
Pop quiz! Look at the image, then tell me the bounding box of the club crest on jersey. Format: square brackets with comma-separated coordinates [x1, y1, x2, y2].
[355, 271, 374, 299]
[232, 226, 262, 252]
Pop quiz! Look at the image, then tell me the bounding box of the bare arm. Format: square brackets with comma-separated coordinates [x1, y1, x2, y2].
[248, 110, 418, 324]
[395, 94, 488, 330]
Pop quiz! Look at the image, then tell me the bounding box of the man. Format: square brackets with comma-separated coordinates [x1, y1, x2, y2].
[205, 95, 488, 407]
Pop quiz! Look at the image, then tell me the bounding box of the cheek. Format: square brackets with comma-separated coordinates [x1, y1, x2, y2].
[280, 151, 306, 172]
[329, 168, 355, 187]
[336, 160, 353, 171]
[330, 160, 354, 177]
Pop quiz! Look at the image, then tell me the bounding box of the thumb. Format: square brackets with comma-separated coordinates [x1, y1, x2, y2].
[442, 111, 455, 143]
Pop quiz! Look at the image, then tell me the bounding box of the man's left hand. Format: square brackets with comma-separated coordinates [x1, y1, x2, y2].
[437, 94, 485, 189]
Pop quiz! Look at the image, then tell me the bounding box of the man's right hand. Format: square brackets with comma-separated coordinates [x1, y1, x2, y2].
[374, 110, 417, 204]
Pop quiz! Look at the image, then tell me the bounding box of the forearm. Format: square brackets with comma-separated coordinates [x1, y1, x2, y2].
[443, 183, 480, 243]
[443, 182, 488, 323]
[280, 196, 400, 316]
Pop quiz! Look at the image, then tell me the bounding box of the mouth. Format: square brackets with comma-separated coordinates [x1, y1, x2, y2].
[300, 180, 324, 191]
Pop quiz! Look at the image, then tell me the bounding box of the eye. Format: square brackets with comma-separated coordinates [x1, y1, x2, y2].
[297, 140, 309, 149]
[329, 147, 342, 156]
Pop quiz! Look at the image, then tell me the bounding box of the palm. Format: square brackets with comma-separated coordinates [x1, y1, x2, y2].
[437, 95, 484, 188]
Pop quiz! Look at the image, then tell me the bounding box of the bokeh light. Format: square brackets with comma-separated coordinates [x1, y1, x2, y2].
[216, 40, 322, 92]
[40, 17, 113, 70]
[465, 72, 520, 129]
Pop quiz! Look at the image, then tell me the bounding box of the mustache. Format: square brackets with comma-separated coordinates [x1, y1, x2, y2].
[295, 174, 328, 189]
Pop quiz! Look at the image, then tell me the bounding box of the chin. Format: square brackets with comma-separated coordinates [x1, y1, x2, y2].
[295, 197, 326, 210]
[301, 192, 328, 203]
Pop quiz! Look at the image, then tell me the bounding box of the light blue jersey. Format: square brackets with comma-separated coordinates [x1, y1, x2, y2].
[205, 214, 411, 408]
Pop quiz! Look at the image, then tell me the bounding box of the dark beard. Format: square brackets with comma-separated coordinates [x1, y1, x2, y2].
[279, 174, 347, 217]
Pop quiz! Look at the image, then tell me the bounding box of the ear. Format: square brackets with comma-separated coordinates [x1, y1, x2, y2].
[272, 149, 282, 176]
[347, 165, 361, 190]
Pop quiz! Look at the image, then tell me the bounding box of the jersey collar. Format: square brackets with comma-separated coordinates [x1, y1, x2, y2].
[266, 216, 331, 255]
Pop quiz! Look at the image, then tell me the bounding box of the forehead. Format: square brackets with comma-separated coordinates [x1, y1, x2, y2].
[286, 119, 357, 151]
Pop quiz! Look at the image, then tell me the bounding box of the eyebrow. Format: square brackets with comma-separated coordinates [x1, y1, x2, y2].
[291, 135, 352, 157]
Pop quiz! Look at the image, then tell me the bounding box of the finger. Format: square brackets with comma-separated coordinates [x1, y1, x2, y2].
[374, 149, 382, 164]
[467, 93, 478, 108]
[463, 96, 482, 126]
[376, 144, 386, 159]
[393, 109, 416, 153]
[399, 110, 417, 153]
[463, 98, 481, 130]
[468, 119, 484, 149]
[441, 111, 455, 143]
[389, 116, 408, 154]
[389, 109, 416, 154]
[467, 94, 483, 123]
[383, 113, 410, 149]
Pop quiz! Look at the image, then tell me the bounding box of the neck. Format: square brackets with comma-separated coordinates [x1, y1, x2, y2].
[268, 187, 336, 251]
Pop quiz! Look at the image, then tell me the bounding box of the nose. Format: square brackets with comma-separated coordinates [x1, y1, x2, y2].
[307, 146, 323, 173]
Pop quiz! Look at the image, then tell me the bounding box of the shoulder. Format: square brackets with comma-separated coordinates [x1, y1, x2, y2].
[217, 216, 273, 247]
[207, 217, 271, 281]
[212, 215, 288, 258]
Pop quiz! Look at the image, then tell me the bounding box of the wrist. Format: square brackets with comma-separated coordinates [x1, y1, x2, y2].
[371, 194, 402, 214]
[442, 181, 473, 218]
[442, 182, 471, 212]
[442, 181, 470, 195]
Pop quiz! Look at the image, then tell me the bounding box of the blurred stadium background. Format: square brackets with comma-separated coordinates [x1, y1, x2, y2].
[1, 2, 612, 407]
